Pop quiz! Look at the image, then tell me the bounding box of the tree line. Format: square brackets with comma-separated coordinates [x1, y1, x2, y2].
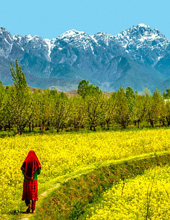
[0, 60, 170, 135]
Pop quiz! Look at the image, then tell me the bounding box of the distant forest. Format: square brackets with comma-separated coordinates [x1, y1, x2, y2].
[1, 60, 170, 135]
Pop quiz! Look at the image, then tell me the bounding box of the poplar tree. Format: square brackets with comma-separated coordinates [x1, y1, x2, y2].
[10, 60, 32, 134]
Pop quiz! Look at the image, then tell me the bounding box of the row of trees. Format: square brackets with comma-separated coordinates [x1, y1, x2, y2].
[0, 60, 170, 135]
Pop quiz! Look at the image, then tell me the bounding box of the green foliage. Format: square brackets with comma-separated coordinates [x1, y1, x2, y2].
[114, 86, 130, 128]
[0, 86, 13, 130]
[3, 63, 170, 134]
[54, 95, 70, 132]
[9, 60, 32, 134]
[0, 80, 3, 88]
[165, 101, 170, 126]
[144, 89, 165, 127]
[78, 79, 101, 98]
[85, 94, 103, 131]
[69, 97, 86, 131]
[10, 60, 27, 90]
[133, 95, 146, 128]
[101, 96, 116, 130]
[163, 88, 170, 99]
[0, 81, 5, 130]
[126, 86, 135, 113]
[59, 91, 68, 99]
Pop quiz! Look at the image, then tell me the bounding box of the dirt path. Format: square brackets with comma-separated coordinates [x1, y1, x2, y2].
[21, 182, 61, 220]
[20, 173, 85, 220]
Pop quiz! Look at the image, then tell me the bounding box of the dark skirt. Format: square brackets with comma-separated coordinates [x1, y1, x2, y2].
[22, 180, 38, 201]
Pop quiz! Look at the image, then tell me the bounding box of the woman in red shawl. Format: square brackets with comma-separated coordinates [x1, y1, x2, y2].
[21, 150, 41, 214]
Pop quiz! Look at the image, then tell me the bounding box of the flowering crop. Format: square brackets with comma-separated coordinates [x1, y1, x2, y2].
[88, 165, 170, 220]
[1, 128, 170, 219]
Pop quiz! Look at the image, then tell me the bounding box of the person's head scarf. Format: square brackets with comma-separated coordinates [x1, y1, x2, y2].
[21, 150, 41, 180]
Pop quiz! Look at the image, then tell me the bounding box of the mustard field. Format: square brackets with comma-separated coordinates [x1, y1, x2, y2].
[87, 165, 170, 220]
[1, 128, 170, 219]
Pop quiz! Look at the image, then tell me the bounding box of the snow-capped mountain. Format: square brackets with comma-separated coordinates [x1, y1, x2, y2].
[115, 24, 170, 66]
[0, 27, 13, 58]
[0, 24, 170, 92]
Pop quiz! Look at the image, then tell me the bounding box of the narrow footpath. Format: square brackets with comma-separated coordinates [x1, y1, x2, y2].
[20, 170, 92, 220]
[21, 182, 61, 220]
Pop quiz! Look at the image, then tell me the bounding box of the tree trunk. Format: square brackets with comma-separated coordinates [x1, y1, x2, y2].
[46, 121, 50, 130]
[150, 119, 154, 128]
[18, 126, 23, 135]
[137, 120, 140, 128]
[41, 121, 45, 134]
[74, 124, 79, 132]
[29, 123, 32, 132]
[162, 121, 166, 127]
[122, 121, 126, 129]
[32, 123, 34, 132]
[168, 121, 170, 127]
[8, 122, 11, 131]
[106, 120, 110, 130]
[134, 120, 137, 126]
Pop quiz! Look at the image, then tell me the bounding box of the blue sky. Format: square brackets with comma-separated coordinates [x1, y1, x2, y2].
[1, 0, 170, 39]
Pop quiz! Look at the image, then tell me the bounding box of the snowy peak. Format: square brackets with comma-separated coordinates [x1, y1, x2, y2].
[115, 23, 169, 46]
[13, 35, 22, 42]
[58, 29, 86, 38]
[137, 23, 150, 28]
[58, 29, 91, 44]
[0, 27, 13, 58]
[0, 27, 13, 42]
[57, 29, 98, 51]
[93, 32, 113, 37]
[116, 23, 166, 41]
[0, 27, 9, 34]
[93, 32, 114, 46]
[115, 23, 170, 65]
[25, 34, 43, 42]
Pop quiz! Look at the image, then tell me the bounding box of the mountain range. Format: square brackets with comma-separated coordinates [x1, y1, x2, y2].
[0, 23, 170, 92]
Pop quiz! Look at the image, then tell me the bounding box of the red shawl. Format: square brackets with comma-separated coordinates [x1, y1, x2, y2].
[21, 150, 41, 180]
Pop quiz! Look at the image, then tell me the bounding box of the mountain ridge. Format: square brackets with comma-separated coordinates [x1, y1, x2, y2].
[0, 24, 170, 92]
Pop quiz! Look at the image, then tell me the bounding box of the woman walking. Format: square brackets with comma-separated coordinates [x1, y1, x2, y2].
[21, 150, 41, 214]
